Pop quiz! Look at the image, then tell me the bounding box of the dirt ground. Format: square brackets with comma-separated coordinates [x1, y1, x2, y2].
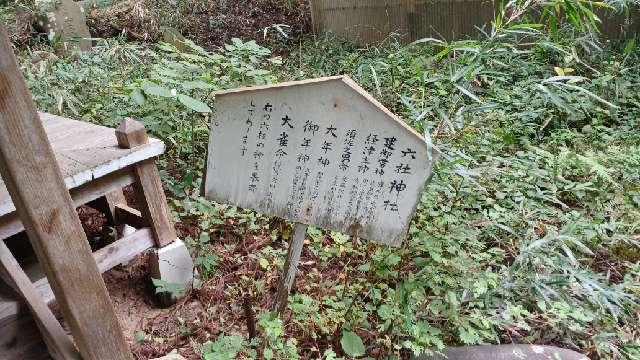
[87, 182, 358, 359]
[5, 0, 310, 49]
[103, 228, 355, 359]
[2, 1, 337, 358]
[87, 0, 312, 48]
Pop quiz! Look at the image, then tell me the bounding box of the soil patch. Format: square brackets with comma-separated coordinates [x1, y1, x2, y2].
[86, 0, 311, 48]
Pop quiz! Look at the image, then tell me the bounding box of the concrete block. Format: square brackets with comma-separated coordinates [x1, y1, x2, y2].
[149, 239, 195, 287]
[36, 0, 92, 51]
[414, 345, 589, 360]
[152, 350, 187, 360]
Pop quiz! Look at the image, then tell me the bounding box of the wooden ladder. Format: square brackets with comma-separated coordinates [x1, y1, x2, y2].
[0, 24, 191, 359]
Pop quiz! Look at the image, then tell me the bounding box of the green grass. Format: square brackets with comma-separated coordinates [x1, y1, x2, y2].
[15, 24, 640, 360]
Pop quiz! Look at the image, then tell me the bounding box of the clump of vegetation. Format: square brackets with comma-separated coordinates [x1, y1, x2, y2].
[85, 0, 310, 47]
[8, 0, 640, 358]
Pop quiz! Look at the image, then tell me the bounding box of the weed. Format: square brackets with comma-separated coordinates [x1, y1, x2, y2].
[15, 9, 640, 360]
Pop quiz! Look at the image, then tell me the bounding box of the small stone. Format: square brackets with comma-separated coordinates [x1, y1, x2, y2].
[163, 27, 190, 53]
[152, 350, 187, 360]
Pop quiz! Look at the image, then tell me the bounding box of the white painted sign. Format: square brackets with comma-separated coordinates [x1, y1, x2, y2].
[204, 76, 433, 246]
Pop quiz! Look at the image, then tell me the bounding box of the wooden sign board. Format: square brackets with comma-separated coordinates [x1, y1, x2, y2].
[204, 76, 433, 246]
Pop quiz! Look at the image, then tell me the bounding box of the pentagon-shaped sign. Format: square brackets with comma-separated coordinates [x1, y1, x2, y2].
[204, 76, 433, 246]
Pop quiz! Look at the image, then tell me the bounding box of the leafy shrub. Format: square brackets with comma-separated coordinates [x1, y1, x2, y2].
[18, 20, 640, 360]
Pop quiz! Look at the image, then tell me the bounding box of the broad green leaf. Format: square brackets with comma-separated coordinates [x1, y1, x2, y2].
[554, 82, 619, 108]
[178, 94, 212, 113]
[385, 253, 402, 266]
[133, 330, 146, 343]
[357, 262, 371, 272]
[507, 23, 543, 29]
[624, 38, 636, 55]
[141, 80, 174, 97]
[535, 83, 572, 112]
[151, 278, 186, 296]
[458, 327, 481, 344]
[130, 88, 146, 105]
[544, 75, 585, 83]
[183, 80, 215, 90]
[341, 331, 365, 357]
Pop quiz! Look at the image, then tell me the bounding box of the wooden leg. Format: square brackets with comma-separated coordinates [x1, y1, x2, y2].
[275, 223, 308, 313]
[115, 119, 176, 248]
[115, 118, 194, 302]
[104, 190, 127, 224]
[132, 160, 177, 248]
[0, 26, 133, 360]
[114, 204, 146, 229]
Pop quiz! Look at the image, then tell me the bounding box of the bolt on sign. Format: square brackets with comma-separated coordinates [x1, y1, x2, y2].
[203, 76, 434, 246]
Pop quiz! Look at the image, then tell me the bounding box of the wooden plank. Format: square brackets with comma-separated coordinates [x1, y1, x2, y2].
[105, 190, 127, 222]
[114, 204, 147, 229]
[93, 228, 155, 278]
[311, 0, 640, 42]
[33, 228, 155, 306]
[204, 76, 433, 246]
[0, 315, 52, 360]
[0, 242, 81, 360]
[0, 275, 23, 321]
[275, 223, 308, 313]
[132, 160, 176, 247]
[68, 168, 135, 212]
[0, 213, 24, 240]
[116, 119, 177, 248]
[0, 113, 164, 218]
[0, 169, 135, 240]
[0, 228, 155, 322]
[0, 25, 133, 360]
[88, 189, 127, 225]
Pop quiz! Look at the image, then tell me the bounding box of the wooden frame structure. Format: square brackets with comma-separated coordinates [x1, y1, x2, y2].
[0, 25, 194, 358]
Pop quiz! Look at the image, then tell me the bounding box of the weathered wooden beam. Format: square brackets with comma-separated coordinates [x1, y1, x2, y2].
[0, 314, 51, 360]
[1, 228, 155, 326]
[105, 190, 128, 220]
[88, 189, 127, 225]
[34, 228, 155, 306]
[0, 283, 22, 321]
[0, 25, 133, 359]
[0, 168, 135, 240]
[275, 223, 308, 313]
[114, 203, 147, 229]
[0, 241, 81, 360]
[0, 214, 23, 241]
[116, 118, 177, 248]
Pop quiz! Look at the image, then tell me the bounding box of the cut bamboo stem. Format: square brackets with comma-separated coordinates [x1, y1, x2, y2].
[275, 222, 308, 314]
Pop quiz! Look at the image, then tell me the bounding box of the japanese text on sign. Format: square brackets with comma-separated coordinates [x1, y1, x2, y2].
[204, 76, 433, 246]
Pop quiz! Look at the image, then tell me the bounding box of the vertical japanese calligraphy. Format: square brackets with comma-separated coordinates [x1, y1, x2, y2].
[205, 76, 434, 246]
